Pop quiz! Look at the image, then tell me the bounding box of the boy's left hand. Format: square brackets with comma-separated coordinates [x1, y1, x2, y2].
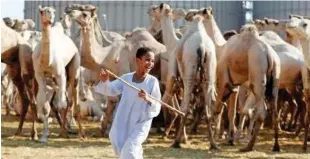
[138, 89, 152, 104]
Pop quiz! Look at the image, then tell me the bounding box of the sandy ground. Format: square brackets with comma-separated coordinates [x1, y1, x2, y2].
[2, 109, 310, 159]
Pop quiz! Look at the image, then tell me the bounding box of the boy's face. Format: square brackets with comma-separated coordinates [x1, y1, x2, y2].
[136, 51, 155, 74]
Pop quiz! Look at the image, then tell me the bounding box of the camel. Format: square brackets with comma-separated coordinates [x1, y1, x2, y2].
[253, 17, 303, 50]
[32, 6, 84, 142]
[148, 3, 192, 139]
[185, 7, 240, 144]
[65, 4, 166, 135]
[172, 14, 217, 149]
[236, 30, 306, 144]
[1, 19, 40, 140]
[286, 15, 310, 151]
[209, 23, 281, 151]
[153, 4, 217, 148]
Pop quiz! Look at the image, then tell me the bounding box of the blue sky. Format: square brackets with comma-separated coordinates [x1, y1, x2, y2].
[1, 0, 24, 19]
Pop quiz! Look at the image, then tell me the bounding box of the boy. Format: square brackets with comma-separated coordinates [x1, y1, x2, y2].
[95, 47, 161, 159]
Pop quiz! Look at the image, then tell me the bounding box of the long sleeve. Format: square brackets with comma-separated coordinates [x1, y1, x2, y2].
[146, 79, 161, 119]
[94, 77, 124, 96]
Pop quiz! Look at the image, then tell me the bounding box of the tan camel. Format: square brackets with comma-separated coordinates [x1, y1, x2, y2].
[286, 15, 310, 151]
[149, 3, 191, 139]
[236, 30, 306, 145]
[65, 4, 166, 135]
[32, 6, 84, 143]
[213, 24, 281, 152]
[1, 19, 40, 140]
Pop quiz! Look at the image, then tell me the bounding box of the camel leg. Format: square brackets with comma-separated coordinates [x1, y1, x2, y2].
[236, 92, 255, 141]
[12, 79, 29, 136]
[227, 90, 239, 145]
[23, 74, 39, 140]
[303, 89, 310, 151]
[172, 79, 194, 148]
[34, 73, 51, 143]
[164, 95, 179, 138]
[240, 114, 264, 152]
[68, 54, 85, 139]
[190, 104, 204, 134]
[101, 97, 116, 137]
[294, 91, 306, 136]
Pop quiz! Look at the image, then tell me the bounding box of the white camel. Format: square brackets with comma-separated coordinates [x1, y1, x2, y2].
[32, 6, 84, 142]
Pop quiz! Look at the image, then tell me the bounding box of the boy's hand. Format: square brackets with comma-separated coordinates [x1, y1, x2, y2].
[138, 89, 152, 104]
[99, 69, 109, 82]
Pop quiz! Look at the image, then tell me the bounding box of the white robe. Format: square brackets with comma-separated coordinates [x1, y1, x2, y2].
[95, 72, 161, 159]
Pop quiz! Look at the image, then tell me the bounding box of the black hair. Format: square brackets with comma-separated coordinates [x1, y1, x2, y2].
[136, 47, 153, 59]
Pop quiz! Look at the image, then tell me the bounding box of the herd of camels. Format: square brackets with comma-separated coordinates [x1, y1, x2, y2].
[1, 3, 310, 152]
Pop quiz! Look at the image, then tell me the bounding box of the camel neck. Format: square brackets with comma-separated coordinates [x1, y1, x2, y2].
[300, 39, 310, 67]
[290, 37, 303, 52]
[161, 15, 178, 51]
[80, 25, 116, 72]
[40, 24, 51, 67]
[204, 18, 226, 50]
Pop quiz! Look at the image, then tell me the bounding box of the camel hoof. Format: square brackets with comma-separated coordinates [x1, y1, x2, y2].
[31, 134, 39, 141]
[79, 132, 87, 139]
[171, 141, 181, 148]
[302, 145, 307, 152]
[209, 144, 221, 151]
[67, 128, 77, 135]
[272, 144, 280, 152]
[162, 136, 169, 141]
[239, 146, 253, 152]
[39, 137, 48, 143]
[14, 130, 22, 136]
[59, 130, 69, 138]
[228, 140, 234, 146]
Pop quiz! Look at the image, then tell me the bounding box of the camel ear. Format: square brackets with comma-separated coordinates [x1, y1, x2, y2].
[202, 8, 207, 15]
[38, 5, 43, 14]
[207, 6, 213, 15]
[264, 17, 269, 24]
[289, 14, 292, 19]
[159, 3, 164, 10]
[249, 19, 254, 24]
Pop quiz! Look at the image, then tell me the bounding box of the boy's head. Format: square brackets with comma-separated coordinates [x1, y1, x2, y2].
[136, 47, 155, 74]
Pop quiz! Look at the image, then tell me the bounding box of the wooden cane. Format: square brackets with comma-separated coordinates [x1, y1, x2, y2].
[103, 69, 185, 117]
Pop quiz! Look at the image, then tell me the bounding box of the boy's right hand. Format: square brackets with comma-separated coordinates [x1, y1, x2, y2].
[99, 69, 109, 82]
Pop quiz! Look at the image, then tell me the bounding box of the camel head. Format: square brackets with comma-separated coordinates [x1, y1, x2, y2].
[38, 5, 56, 25]
[65, 4, 97, 28]
[150, 3, 173, 20]
[253, 19, 266, 31]
[286, 15, 310, 40]
[199, 7, 214, 21]
[3, 17, 15, 28]
[184, 7, 213, 22]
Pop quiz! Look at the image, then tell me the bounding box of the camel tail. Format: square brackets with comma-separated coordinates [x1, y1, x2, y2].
[265, 47, 278, 101]
[196, 46, 206, 82]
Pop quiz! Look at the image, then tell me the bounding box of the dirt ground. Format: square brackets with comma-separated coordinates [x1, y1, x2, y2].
[2, 109, 310, 159]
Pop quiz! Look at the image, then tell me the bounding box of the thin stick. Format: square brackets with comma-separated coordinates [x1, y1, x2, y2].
[104, 69, 185, 117]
